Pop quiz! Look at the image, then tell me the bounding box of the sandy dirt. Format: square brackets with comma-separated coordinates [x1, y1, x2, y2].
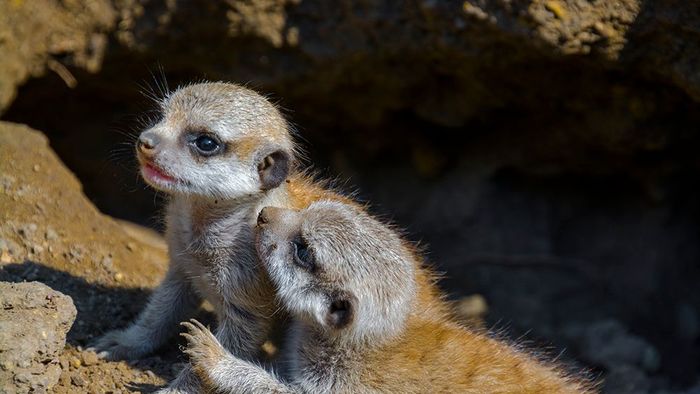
[0, 122, 175, 392]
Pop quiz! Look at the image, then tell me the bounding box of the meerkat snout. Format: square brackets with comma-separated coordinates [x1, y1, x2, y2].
[255, 206, 301, 260]
[257, 208, 270, 226]
[137, 131, 159, 153]
[254, 200, 417, 339]
[257, 206, 284, 226]
[326, 295, 355, 330]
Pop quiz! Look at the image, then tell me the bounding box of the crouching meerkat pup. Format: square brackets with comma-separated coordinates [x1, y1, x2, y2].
[90, 82, 352, 393]
[181, 201, 596, 394]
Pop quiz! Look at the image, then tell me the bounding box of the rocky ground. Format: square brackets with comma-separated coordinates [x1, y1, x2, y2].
[1, 0, 700, 393]
[0, 123, 174, 392]
[0, 282, 76, 393]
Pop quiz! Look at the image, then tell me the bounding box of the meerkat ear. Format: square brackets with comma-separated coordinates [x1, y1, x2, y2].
[325, 294, 355, 330]
[257, 149, 291, 190]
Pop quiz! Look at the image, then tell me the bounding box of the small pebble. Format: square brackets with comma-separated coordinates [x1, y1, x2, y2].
[71, 373, 86, 387]
[45, 228, 59, 241]
[59, 371, 71, 386]
[593, 22, 612, 37]
[457, 294, 488, 318]
[81, 351, 99, 366]
[101, 256, 114, 270]
[0, 251, 12, 263]
[13, 372, 31, 383]
[545, 0, 567, 20]
[114, 272, 124, 282]
[33, 164, 41, 172]
[70, 357, 81, 369]
[17, 223, 37, 237]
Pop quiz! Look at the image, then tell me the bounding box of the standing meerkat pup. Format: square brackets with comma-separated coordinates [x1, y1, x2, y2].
[181, 201, 596, 394]
[91, 82, 352, 393]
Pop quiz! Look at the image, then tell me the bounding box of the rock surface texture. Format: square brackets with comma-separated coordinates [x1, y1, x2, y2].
[0, 0, 113, 111]
[0, 282, 76, 394]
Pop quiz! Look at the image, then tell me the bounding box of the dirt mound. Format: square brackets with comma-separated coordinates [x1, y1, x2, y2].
[0, 121, 165, 289]
[0, 121, 173, 392]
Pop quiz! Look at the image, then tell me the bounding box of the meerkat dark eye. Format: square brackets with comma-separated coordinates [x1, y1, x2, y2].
[193, 135, 221, 155]
[291, 239, 315, 271]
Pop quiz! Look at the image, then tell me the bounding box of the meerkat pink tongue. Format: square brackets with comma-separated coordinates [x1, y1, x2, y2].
[143, 163, 176, 183]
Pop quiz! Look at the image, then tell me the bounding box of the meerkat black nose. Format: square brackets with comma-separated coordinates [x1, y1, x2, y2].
[138, 132, 159, 153]
[257, 209, 269, 226]
[258, 207, 285, 226]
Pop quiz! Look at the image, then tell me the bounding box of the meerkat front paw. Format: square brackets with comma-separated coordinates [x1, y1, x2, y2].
[88, 328, 153, 360]
[153, 388, 183, 394]
[180, 319, 227, 375]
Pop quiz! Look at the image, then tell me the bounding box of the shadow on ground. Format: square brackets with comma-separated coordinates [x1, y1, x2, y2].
[0, 261, 216, 390]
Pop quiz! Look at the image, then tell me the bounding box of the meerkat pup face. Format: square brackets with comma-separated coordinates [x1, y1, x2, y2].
[255, 201, 417, 341]
[135, 82, 294, 199]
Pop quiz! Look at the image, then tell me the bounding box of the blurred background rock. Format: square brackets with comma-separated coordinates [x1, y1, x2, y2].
[1, 0, 699, 392]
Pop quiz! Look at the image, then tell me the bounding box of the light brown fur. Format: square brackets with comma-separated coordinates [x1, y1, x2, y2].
[285, 173, 356, 209]
[360, 244, 592, 393]
[182, 201, 596, 394]
[367, 247, 591, 393]
[361, 317, 591, 393]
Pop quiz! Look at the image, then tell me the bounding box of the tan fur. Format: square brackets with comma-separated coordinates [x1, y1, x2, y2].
[361, 310, 592, 393]
[361, 244, 593, 393]
[181, 200, 596, 394]
[232, 135, 264, 161]
[285, 173, 355, 209]
[188, 198, 217, 235]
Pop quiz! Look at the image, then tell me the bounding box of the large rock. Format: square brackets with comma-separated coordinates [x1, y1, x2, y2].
[2, 0, 699, 129]
[102, 0, 700, 121]
[2, 0, 699, 225]
[0, 0, 114, 111]
[0, 282, 76, 394]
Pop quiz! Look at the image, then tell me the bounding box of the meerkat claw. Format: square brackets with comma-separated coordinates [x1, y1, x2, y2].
[179, 319, 226, 371]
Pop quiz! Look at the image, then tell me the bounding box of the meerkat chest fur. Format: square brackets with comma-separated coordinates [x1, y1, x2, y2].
[281, 322, 371, 392]
[166, 196, 267, 311]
